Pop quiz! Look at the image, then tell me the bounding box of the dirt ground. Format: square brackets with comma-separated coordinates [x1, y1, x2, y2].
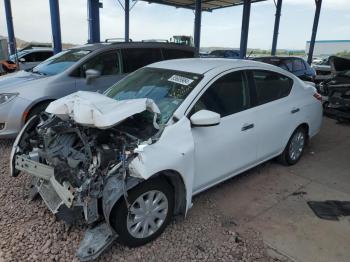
[0, 143, 278, 261]
[0, 117, 349, 261]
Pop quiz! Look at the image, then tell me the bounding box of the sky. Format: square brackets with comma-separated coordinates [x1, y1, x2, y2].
[0, 0, 350, 50]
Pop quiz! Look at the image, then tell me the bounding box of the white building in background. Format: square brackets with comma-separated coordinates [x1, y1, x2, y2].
[306, 40, 350, 57]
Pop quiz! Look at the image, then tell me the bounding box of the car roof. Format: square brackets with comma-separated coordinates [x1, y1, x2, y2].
[19, 48, 53, 52]
[69, 42, 195, 52]
[148, 58, 268, 74]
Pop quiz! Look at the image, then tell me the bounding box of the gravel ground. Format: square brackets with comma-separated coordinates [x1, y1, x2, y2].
[0, 139, 281, 262]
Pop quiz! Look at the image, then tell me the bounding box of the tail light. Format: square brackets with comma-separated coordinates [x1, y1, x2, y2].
[313, 93, 322, 102]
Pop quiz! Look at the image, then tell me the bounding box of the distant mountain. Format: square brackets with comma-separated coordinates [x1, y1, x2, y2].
[0, 35, 76, 49]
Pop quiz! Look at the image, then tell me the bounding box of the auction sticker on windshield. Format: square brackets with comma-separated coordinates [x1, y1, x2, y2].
[168, 75, 194, 86]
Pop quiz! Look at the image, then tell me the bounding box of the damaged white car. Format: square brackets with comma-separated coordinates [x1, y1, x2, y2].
[10, 59, 323, 260]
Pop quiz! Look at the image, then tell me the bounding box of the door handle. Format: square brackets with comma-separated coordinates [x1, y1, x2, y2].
[241, 123, 254, 131]
[291, 108, 300, 114]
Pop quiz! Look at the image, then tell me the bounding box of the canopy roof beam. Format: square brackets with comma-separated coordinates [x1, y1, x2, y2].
[88, 0, 101, 43]
[271, 0, 282, 56]
[307, 0, 322, 64]
[4, 0, 16, 55]
[49, 0, 62, 54]
[239, 0, 251, 59]
[194, 0, 202, 56]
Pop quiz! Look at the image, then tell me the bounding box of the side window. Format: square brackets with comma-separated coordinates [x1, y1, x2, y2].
[283, 59, 293, 71]
[122, 48, 162, 73]
[37, 51, 53, 61]
[293, 59, 306, 71]
[73, 51, 120, 77]
[191, 71, 250, 117]
[162, 49, 194, 60]
[252, 70, 293, 105]
[22, 52, 36, 62]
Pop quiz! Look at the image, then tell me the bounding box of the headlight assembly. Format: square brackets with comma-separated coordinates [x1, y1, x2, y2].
[0, 93, 19, 105]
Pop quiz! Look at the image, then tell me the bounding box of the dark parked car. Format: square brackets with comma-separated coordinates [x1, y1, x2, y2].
[253, 56, 316, 82]
[201, 49, 240, 59]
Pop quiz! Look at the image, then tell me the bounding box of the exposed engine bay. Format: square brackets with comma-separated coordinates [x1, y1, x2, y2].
[14, 111, 159, 221]
[11, 93, 164, 260]
[318, 56, 350, 121]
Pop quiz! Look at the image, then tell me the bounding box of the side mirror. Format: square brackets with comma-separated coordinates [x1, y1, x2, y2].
[190, 110, 220, 127]
[85, 69, 101, 84]
[19, 58, 26, 63]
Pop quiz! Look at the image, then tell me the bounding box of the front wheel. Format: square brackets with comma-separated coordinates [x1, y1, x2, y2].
[110, 177, 174, 247]
[278, 127, 307, 166]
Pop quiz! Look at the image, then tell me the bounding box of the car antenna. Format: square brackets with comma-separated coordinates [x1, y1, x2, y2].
[246, 50, 254, 59]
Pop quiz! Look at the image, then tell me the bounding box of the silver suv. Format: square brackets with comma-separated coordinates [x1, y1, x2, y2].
[0, 42, 195, 138]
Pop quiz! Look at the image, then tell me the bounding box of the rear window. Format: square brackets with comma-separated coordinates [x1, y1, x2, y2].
[293, 59, 306, 71]
[252, 70, 293, 105]
[122, 48, 162, 73]
[162, 49, 194, 60]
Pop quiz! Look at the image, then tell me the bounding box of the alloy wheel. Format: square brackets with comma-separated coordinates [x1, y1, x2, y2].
[288, 130, 305, 161]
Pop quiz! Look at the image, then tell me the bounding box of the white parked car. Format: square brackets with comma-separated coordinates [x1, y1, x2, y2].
[11, 58, 323, 260]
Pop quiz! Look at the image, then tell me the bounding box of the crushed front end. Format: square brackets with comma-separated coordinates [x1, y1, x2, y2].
[10, 92, 161, 260]
[320, 56, 350, 121]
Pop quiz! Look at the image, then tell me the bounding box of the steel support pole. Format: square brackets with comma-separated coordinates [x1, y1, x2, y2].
[125, 0, 130, 42]
[239, 0, 251, 59]
[49, 0, 62, 54]
[271, 0, 282, 56]
[4, 0, 16, 55]
[194, 0, 202, 57]
[307, 0, 322, 65]
[88, 0, 100, 43]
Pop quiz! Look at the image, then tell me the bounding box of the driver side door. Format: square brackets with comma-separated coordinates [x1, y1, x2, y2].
[74, 50, 125, 93]
[190, 70, 258, 193]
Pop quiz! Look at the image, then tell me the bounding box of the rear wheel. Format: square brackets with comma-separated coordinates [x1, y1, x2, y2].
[278, 127, 307, 166]
[110, 177, 174, 247]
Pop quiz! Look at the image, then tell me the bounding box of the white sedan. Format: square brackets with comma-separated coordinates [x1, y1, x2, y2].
[11, 58, 323, 260]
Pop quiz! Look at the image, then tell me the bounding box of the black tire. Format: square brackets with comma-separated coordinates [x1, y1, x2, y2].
[26, 102, 51, 122]
[110, 177, 174, 247]
[278, 126, 307, 166]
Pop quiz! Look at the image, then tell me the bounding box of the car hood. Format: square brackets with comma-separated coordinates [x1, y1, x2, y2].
[46, 91, 161, 129]
[0, 70, 47, 91]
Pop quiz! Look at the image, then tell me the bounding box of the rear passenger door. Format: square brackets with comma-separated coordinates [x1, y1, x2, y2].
[247, 70, 296, 161]
[190, 70, 257, 192]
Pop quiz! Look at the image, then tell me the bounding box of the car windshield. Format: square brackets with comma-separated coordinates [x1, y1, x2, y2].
[105, 67, 203, 125]
[31, 49, 91, 76]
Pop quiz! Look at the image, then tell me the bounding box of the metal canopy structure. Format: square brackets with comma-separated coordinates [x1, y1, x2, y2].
[3, 0, 324, 64]
[139, 0, 265, 11]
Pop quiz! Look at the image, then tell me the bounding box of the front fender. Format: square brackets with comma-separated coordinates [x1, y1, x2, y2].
[128, 117, 195, 213]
